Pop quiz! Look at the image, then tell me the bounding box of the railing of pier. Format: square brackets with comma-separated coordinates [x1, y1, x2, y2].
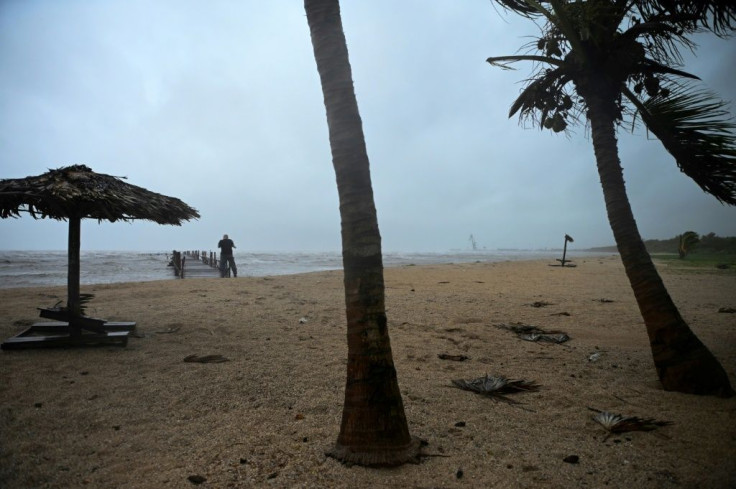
[171, 250, 183, 277]
[172, 250, 225, 278]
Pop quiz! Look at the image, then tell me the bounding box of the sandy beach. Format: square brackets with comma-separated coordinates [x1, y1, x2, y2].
[1, 255, 734, 488]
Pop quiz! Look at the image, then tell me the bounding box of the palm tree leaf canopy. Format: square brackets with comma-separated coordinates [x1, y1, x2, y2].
[0, 164, 199, 224]
[496, 0, 736, 35]
[487, 0, 736, 396]
[631, 86, 736, 205]
[488, 1, 736, 205]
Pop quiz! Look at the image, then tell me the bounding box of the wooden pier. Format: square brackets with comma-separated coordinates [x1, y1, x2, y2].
[171, 250, 229, 278]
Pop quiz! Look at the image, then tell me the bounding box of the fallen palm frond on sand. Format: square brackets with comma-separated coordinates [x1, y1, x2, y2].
[451, 374, 540, 404]
[495, 323, 570, 343]
[588, 407, 672, 436]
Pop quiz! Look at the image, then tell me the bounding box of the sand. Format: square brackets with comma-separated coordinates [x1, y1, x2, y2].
[0, 255, 734, 488]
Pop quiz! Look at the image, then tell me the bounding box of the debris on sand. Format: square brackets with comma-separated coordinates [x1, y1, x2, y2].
[563, 455, 579, 464]
[495, 323, 570, 343]
[589, 407, 672, 434]
[155, 325, 181, 334]
[588, 352, 603, 362]
[188, 475, 207, 484]
[438, 353, 469, 362]
[518, 332, 570, 343]
[452, 374, 540, 404]
[183, 354, 229, 363]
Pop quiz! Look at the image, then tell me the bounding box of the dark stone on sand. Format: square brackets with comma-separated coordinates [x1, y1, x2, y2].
[188, 475, 207, 484]
[563, 455, 579, 464]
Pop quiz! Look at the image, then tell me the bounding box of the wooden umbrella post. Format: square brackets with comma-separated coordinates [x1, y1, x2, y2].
[67, 212, 82, 334]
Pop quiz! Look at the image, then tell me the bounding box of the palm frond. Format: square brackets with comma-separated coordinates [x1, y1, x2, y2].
[701, 0, 736, 34]
[452, 374, 540, 404]
[636, 1, 736, 36]
[621, 19, 695, 64]
[639, 59, 700, 80]
[493, 0, 547, 17]
[628, 84, 736, 205]
[486, 54, 562, 70]
[509, 67, 569, 121]
[589, 407, 672, 434]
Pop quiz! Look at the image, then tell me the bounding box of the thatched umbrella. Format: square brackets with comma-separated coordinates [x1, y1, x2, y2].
[0, 164, 199, 334]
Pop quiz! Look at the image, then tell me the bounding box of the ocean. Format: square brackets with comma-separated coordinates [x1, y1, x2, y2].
[0, 249, 611, 289]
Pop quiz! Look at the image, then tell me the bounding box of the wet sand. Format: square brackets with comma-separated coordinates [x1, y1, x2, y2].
[1, 255, 734, 488]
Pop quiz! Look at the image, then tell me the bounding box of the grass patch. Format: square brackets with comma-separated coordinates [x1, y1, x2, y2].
[652, 253, 736, 274]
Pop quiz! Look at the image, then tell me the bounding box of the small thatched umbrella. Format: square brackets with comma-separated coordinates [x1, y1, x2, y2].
[0, 164, 199, 336]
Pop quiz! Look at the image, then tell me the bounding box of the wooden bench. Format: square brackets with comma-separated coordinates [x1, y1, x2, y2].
[1, 309, 136, 350]
[1, 329, 129, 349]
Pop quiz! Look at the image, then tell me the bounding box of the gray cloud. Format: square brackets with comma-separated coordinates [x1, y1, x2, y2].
[1, 1, 734, 252]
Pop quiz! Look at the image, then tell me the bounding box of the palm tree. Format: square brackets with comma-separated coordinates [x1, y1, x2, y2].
[487, 0, 735, 396]
[304, 0, 422, 465]
[678, 231, 700, 258]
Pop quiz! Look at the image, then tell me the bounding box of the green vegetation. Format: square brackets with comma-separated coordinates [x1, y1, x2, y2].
[590, 233, 736, 255]
[678, 231, 700, 259]
[652, 252, 736, 274]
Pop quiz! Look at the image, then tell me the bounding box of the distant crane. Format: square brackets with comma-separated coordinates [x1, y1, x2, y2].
[468, 234, 478, 251]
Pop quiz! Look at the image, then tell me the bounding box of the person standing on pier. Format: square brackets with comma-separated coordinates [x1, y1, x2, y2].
[217, 234, 237, 278]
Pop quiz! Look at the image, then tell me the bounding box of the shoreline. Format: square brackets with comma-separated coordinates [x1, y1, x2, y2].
[0, 251, 617, 291]
[1, 256, 734, 488]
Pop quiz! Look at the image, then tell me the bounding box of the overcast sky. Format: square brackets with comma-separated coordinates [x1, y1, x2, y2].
[1, 1, 735, 253]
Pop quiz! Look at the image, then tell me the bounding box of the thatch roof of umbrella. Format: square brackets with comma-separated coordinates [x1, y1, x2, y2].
[0, 164, 199, 224]
[0, 164, 199, 329]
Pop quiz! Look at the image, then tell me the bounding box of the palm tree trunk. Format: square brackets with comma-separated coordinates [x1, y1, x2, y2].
[586, 94, 733, 397]
[304, 0, 421, 465]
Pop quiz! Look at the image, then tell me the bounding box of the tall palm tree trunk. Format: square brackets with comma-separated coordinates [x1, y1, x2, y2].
[304, 0, 421, 465]
[586, 93, 733, 397]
